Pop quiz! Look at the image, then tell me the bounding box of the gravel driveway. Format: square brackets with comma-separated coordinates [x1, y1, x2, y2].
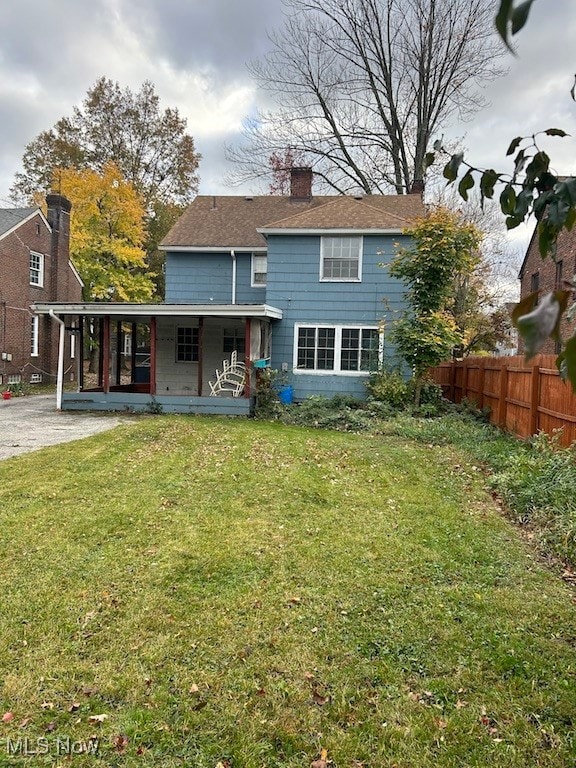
[0, 394, 126, 460]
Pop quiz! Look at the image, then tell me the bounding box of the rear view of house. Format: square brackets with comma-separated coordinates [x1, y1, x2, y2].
[33, 170, 425, 413]
[0, 195, 82, 389]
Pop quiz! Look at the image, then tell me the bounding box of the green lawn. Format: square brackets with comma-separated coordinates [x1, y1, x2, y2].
[0, 416, 574, 767]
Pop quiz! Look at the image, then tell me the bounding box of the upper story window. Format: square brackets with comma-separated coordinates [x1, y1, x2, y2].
[320, 236, 362, 281]
[555, 260, 563, 288]
[252, 253, 267, 286]
[30, 251, 44, 287]
[176, 326, 199, 362]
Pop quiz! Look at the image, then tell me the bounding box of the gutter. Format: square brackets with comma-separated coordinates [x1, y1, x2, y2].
[231, 249, 237, 305]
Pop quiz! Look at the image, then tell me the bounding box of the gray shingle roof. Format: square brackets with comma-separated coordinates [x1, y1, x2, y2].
[161, 194, 426, 249]
[0, 207, 38, 237]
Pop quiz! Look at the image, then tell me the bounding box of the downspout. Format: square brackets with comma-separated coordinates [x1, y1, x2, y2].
[230, 249, 237, 305]
[49, 310, 65, 410]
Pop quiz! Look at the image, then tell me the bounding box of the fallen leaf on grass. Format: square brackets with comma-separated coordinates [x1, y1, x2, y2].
[45, 722, 56, 733]
[112, 733, 129, 753]
[41, 702, 54, 710]
[19, 717, 32, 729]
[2, 712, 14, 724]
[287, 596, 301, 605]
[189, 683, 200, 695]
[311, 689, 330, 706]
[68, 702, 81, 713]
[88, 714, 109, 724]
[311, 747, 329, 768]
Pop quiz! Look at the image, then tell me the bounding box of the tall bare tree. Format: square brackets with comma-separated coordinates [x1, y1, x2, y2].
[228, 0, 505, 194]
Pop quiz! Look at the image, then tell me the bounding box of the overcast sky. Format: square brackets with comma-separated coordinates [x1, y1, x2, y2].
[0, 0, 574, 271]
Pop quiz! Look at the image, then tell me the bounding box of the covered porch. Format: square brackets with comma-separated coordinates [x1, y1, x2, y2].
[32, 303, 282, 415]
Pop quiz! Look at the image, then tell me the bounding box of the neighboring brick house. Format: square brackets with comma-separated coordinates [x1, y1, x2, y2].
[0, 195, 83, 387]
[518, 224, 576, 354]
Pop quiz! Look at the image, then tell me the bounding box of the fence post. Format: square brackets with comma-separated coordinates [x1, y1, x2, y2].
[461, 359, 469, 402]
[529, 363, 540, 436]
[477, 360, 485, 409]
[498, 364, 508, 428]
[449, 361, 456, 402]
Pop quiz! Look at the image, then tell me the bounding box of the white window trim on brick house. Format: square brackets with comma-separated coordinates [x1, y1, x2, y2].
[319, 236, 363, 282]
[29, 251, 44, 287]
[31, 315, 39, 357]
[293, 323, 381, 375]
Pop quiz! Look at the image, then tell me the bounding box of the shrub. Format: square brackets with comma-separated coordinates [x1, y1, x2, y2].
[366, 369, 410, 409]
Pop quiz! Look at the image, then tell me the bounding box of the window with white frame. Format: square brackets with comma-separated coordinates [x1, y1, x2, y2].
[176, 326, 199, 362]
[320, 236, 362, 281]
[252, 253, 267, 286]
[295, 325, 379, 374]
[29, 251, 44, 287]
[31, 316, 39, 357]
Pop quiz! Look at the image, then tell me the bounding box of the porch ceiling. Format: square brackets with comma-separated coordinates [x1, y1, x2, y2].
[31, 302, 283, 320]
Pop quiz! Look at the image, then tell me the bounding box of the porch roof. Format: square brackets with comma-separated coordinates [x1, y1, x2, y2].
[32, 302, 283, 320]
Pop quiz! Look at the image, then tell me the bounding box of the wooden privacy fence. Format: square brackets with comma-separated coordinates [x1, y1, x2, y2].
[429, 355, 576, 447]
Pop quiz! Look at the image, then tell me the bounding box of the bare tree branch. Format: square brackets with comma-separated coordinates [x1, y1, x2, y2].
[227, 0, 505, 194]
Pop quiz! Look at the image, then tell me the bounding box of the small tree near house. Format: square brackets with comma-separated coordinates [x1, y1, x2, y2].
[389, 207, 482, 406]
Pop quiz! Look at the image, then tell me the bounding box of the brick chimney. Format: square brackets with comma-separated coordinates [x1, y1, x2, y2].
[290, 167, 313, 201]
[409, 179, 425, 195]
[46, 193, 72, 300]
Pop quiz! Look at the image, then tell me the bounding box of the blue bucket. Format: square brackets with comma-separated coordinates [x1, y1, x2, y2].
[277, 384, 294, 405]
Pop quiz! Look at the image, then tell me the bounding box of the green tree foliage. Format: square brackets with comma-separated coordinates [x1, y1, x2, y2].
[426, 1, 576, 387]
[389, 208, 482, 402]
[56, 163, 156, 302]
[12, 78, 200, 299]
[12, 78, 199, 207]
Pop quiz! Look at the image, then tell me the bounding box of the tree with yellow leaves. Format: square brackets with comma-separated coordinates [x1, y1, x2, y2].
[55, 163, 156, 302]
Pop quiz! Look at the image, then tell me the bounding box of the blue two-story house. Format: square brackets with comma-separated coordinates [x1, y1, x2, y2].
[33, 169, 425, 414]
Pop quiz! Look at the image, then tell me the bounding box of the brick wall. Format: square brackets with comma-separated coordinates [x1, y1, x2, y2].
[518, 226, 576, 353]
[0, 202, 82, 386]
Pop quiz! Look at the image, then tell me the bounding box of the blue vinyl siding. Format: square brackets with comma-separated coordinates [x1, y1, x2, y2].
[265, 234, 409, 399]
[165, 252, 266, 304]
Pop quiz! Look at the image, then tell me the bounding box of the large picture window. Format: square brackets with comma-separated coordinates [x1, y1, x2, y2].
[320, 237, 362, 281]
[176, 327, 199, 362]
[295, 325, 379, 374]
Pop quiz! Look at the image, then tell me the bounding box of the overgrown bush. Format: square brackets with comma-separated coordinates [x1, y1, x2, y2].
[279, 395, 377, 432]
[366, 369, 447, 416]
[366, 369, 410, 409]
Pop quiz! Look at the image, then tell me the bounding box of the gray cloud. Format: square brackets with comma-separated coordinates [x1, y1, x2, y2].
[0, 0, 574, 210]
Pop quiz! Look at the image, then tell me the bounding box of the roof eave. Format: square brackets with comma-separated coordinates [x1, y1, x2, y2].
[256, 227, 405, 235]
[31, 302, 283, 320]
[159, 245, 267, 253]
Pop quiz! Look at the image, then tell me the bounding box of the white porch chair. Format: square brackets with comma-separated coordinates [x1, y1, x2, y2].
[209, 351, 247, 397]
